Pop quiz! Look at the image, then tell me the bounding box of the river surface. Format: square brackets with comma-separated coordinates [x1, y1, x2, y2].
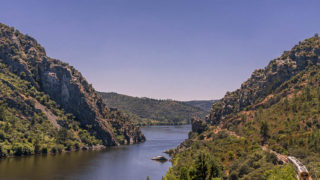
[0, 125, 190, 180]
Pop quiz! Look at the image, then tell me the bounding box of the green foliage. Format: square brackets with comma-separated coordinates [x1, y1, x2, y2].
[12, 143, 34, 156]
[98, 92, 208, 126]
[184, 100, 218, 112]
[165, 150, 222, 180]
[216, 64, 320, 178]
[190, 151, 210, 179]
[263, 164, 296, 180]
[260, 121, 270, 144]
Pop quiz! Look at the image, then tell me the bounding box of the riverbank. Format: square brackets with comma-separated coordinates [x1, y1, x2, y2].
[0, 144, 107, 159]
[0, 125, 190, 180]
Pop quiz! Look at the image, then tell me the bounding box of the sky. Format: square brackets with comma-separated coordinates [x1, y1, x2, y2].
[1, 0, 320, 100]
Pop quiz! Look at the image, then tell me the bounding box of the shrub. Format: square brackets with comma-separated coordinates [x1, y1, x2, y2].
[12, 143, 34, 156]
[0, 144, 9, 157]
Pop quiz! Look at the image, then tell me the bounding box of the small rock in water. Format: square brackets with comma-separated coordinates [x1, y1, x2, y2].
[152, 156, 168, 161]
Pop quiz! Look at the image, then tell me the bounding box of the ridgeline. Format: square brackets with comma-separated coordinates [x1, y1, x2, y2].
[98, 92, 216, 126]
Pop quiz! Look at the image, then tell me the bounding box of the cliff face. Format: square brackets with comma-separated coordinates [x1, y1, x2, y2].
[0, 23, 145, 146]
[209, 35, 320, 124]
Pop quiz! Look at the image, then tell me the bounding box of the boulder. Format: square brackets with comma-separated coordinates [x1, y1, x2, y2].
[152, 156, 168, 161]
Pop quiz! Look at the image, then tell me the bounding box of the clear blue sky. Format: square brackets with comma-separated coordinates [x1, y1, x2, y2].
[1, 0, 319, 100]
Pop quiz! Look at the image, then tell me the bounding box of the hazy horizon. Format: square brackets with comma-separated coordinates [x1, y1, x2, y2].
[1, 0, 320, 100]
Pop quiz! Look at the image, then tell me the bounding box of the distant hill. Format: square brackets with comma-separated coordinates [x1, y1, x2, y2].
[184, 100, 218, 112]
[97, 92, 209, 125]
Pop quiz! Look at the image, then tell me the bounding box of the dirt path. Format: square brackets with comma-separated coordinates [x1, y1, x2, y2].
[261, 145, 288, 164]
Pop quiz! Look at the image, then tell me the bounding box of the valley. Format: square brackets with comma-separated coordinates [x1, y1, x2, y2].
[1, 1, 320, 179]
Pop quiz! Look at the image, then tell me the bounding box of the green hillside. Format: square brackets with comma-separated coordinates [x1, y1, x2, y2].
[184, 100, 218, 112]
[0, 61, 100, 157]
[165, 35, 320, 179]
[0, 23, 144, 157]
[98, 92, 208, 126]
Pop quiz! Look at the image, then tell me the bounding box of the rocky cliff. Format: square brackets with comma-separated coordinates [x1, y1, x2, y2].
[0, 23, 145, 146]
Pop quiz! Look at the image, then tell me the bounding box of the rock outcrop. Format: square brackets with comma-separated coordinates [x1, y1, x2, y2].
[191, 117, 207, 134]
[0, 23, 145, 146]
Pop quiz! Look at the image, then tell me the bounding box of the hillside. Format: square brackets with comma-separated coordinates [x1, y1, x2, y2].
[184, 100, 218, 112]
[98, 92, 208, 125]
[165, 35, 320, 180]
[0, 23, 144, 157]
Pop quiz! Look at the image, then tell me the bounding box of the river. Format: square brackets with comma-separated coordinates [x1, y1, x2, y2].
[0, 125, 190, 180]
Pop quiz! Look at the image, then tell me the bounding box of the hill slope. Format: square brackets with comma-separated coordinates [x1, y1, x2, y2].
[184, 100, 218, 112]
[165, 35, 320, 179]
[98, 92, 208, 125]
[0, 23, 144, 157]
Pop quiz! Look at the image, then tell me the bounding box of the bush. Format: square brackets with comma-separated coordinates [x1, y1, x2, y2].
[0, 144, 10, 157]
[263, 164, 296, 180]
[266, 152, 278, 165]
[12, 143, 34, 156]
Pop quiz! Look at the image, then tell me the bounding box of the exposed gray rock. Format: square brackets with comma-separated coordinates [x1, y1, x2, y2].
[0, 23, 145, 146]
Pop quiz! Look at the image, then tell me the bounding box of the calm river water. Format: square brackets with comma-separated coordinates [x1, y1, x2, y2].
[0, 125, 190, 180]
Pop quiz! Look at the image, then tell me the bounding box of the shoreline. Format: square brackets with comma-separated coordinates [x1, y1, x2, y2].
[137, 123, 191, 127]
[0, 140, 147, 160]
[0, 125, 184, 160]
[0, 144, 107, 160]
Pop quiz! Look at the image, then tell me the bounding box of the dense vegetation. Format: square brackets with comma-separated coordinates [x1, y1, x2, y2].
[0, 62, 101, 157]
[184, 100, 218, 112]
[165, 35, 320, 179]
[165, 130, 296, 180]
[98, 92, 209, 125]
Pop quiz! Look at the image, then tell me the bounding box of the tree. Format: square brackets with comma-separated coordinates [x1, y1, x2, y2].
[260, 121, 270, 145]
[57, 128, 69, 144]
[189, 151, 222, 180]
[193, 151, 208, 180]
[0, 104, 6, 121]
[304, 86, 312, 101]
[180, 167, 189, 180]
[283, 98, 289, 112]
[317, 87, 320, 101]
[207, 157, 222, 178]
